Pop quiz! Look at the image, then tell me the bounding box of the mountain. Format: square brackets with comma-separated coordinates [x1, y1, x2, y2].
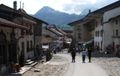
[34, 6, 85, 25]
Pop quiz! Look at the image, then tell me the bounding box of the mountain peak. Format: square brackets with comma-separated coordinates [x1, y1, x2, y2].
[40, 6, 55, 12]
[34, 7, 85, 25]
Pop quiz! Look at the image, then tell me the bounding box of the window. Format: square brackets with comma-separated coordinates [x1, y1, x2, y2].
[96, 31, 99, 37]
[95, 31, 97, 37]
[98, 31, 99, 37]
[27, 41, 29, 52]
[78, 33, 81, 39]
[101, 18, 103, 25]
[95, 21, 97, 27]
[30, 40, 33, 51]
[98, 42, 99, 46]
[21, 29, 25, 35]
[101, 41, 102, 49]
[115, 19, 118, 25]
[116, 29, 118, 36]
[101, 30, 103, 37]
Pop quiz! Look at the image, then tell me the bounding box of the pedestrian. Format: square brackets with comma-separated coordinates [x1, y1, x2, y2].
[82, 48, 87, 63]
[71, 49, 76, 63]
[88, 47, 92, 63]
[69, 38, 76, 63]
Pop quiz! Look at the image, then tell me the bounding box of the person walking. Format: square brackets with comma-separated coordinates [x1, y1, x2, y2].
[88, 47, 92, 62]
[82, 48, 87, 63]
[69, 38, 76, 63]
[71, 49, 76, 62]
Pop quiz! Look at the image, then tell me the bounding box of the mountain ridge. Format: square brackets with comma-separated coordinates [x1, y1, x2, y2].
[34, 6, 85, 25]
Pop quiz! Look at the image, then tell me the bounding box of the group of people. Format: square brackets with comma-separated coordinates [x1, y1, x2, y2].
[70, 48, 92, 63]
[69, 38, 92, 63]
[81, 48, 92, 63]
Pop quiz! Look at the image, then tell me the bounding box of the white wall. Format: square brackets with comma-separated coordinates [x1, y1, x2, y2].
[103, 22, 113, 50]
[103, 6, 120, 51]
[103, 7, 120, 22]
[94, 18, 103, 50]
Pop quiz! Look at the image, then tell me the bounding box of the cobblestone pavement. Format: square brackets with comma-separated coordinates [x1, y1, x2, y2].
[23, 54, 69, 76]
[92, 57, 120, 76]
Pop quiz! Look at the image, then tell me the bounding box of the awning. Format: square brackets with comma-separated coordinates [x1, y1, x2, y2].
[0, 18, 28, 30]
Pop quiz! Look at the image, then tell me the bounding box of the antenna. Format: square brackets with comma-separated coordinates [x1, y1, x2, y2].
[22, 3, 24, 9]
[20, 1, 21, 9]
[89, 9, 91, 13]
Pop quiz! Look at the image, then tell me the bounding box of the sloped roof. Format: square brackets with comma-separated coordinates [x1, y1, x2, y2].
[32, 16, 49, 25]
[0, 4, 48, 24]
[0, 18, 28, 29]
[59, 24, 73, 31]
[46, 25, 65, 36]
[0, 4, 17, 13]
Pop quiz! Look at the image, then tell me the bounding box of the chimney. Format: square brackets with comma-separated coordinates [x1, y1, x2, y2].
[13, 1, 17, 10]
[89, 9, 91, 13]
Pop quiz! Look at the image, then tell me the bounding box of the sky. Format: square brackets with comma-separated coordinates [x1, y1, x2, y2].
[0, 0, 118, 15]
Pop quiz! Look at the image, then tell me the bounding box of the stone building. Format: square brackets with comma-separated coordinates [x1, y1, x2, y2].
[68, 1, 120, 54]
[0, 17, 28, 73]
[0, 2, 37, 73]
[41, 25, 65, 51]
[103, 1, 120, 53]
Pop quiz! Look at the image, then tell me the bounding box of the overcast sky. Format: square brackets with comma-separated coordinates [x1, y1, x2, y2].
[0, 0, 118, 15]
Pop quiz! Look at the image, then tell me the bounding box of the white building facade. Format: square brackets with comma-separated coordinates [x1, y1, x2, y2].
[103, 6, 120, 53]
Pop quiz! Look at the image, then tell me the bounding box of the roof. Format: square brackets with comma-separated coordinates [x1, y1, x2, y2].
[50, 28, 63, 36]
[0, 4, 47, 25]
[55, 27, 66, 35]
[0, 18, 28, 30]
[32, 16, 49, 25]
[59, 24, 73, 31]
[68, 18, 85, 26]
[0, 4, 17, 13]
[105, 15, 120, 23]
[46, 25, 64, 36]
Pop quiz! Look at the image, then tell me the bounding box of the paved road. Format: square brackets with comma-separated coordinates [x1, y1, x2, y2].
[58, 54, 109, 76]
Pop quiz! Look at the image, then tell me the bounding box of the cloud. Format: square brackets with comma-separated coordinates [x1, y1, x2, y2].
[62, 0, 118, 15]
[0, 0, 118, 15]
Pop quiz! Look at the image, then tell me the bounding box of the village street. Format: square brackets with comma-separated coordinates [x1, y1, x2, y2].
[22, 52, 120, 76]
